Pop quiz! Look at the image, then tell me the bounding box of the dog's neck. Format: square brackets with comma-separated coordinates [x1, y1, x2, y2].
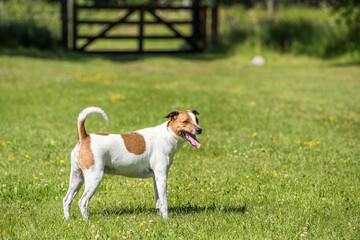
[161, 121, 186, 153]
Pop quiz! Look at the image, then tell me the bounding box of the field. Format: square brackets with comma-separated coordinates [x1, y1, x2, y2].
[0, 48, 359, 239]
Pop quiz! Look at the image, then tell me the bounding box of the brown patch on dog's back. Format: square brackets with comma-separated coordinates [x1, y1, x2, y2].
[121, 132, 146, 155]
[77, 136, 94, 170]
[95, 133, 109, 136]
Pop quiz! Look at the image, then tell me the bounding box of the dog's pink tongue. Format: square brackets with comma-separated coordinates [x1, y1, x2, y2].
[185, 134, 201, 149]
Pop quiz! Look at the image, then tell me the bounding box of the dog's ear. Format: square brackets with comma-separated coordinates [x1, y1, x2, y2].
[164, 111, 180, 120]
[191, 110, 200, 115]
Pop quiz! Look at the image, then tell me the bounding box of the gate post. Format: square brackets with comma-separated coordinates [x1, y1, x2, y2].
[192, 0, 200, 46]
[211, 0, 218, 45]
[60, 0, 68, 48]
[72, 1, 77, 50]
[139, 7, 144, 53]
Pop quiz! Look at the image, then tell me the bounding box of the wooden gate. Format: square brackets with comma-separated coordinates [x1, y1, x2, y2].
[72, 4, 208, 53]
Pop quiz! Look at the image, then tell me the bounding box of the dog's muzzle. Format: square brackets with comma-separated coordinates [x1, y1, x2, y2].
[195, 127, 202, 135]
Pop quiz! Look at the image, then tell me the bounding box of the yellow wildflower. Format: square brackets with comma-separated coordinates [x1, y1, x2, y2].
[34, 177, 38, 180]
[274, 173, 278, 177]
[60, 160, 64, 164]
[252, 132, 257, 137]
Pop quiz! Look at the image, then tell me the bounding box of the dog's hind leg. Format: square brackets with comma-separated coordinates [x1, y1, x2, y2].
[153, 177, 160, 213]
[63, 163, 84, 220]
[78, 169, 104, 220]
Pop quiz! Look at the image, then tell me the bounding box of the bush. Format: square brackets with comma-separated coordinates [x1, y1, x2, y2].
[0, 0, 60, 49]
[0, 23, 55, 49]
[220, 6, 351, 58]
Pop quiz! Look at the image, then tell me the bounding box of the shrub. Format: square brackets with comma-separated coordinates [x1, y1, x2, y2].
[0, 23, 55, 49]
[220, 6, 351, 58]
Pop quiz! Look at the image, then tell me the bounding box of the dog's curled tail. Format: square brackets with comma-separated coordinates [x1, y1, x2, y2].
[77, 107, 109, 141]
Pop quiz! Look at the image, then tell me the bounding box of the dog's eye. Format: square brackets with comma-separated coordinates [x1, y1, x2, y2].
[182, 120, 190, 125]
[196, 118, 199, 124]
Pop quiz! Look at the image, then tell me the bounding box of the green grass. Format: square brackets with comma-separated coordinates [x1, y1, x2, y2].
[0, 48, 359, 239]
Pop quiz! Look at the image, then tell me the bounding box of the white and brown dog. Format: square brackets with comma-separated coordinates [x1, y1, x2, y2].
[63, 107, 202, 220]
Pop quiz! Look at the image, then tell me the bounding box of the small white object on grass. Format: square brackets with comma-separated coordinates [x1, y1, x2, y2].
[251, 55, 266, 66]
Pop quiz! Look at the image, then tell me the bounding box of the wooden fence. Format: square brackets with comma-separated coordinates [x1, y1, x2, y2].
[61, 0, 218, 54]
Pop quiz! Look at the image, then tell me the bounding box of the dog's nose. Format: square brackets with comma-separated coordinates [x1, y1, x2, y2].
[196, 127, 202, 134]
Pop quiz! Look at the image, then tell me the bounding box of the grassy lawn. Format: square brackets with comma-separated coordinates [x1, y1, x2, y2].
[0, 48, 359, 239]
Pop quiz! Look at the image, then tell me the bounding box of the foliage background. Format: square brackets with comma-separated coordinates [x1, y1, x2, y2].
[0, 0, 359, 58]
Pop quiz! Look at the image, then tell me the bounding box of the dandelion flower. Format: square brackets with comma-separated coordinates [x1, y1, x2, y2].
[274, 173, 278, 177]
[34, 177, 38, 180]
[252, 132, 257, 137]
[60, 160, 64, 164]
[246, 176, 249, 179]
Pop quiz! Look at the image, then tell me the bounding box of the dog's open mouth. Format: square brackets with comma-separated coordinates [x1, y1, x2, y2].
[181, 131, 201, 149]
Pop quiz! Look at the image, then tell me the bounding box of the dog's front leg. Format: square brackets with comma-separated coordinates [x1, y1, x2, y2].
[154, 173, 168, 219]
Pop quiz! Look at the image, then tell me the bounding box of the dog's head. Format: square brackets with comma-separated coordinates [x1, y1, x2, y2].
[164, 110, 202, 149]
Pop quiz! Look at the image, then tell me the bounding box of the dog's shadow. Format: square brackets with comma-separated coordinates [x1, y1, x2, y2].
[100, 203, 246, 216]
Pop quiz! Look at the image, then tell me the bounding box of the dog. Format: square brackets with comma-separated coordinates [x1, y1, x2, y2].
[63, 107, 202, 220]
